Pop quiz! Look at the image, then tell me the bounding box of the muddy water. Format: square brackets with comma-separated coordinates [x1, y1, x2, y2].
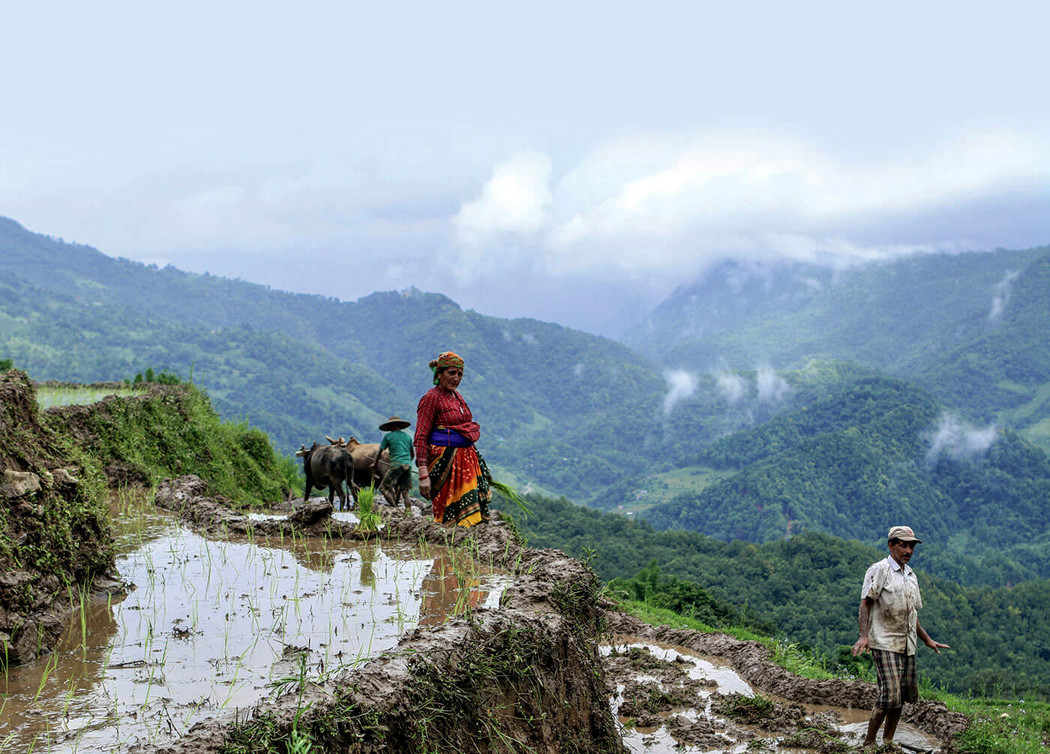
[0, 500, 508, 752]
[605, 640, 941, 753]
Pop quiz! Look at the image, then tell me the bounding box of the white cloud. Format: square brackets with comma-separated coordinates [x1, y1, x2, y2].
[926, 413, 998, 463]
[989, 269, 1020, 322]
[538, 130, 1047, 279]
[453, 152, 552, 247]
[663, 369, 697, 415]
[756, 367, 791, 403]
[715, 370, 749, 405]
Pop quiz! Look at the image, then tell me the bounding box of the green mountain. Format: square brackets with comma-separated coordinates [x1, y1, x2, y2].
[627, 247, 1050, 451]
[0, 217, 662, 502]
[918, 252, 1050, 432]
[644, 374, 1050, 585]
[7, 214, 1050, 698]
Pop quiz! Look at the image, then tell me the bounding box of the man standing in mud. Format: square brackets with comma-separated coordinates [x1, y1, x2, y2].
[852, 525, 950, 748]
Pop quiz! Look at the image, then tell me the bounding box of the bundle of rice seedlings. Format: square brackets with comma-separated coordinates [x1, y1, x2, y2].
[356, 485, 382, 532]
[490, 479, 532, 517]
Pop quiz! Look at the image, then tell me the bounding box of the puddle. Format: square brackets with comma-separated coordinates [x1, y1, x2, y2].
[603, 639, 941, 753]
[0, 499, 508, 752]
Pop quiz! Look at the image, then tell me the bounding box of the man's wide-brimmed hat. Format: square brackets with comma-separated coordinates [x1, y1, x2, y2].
[379, 415, 411, 432]
[887, 525, 922, 543]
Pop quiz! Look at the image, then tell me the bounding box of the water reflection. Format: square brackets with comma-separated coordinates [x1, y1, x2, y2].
[418, 553, 498, 627]
[0, 504, 507, 752]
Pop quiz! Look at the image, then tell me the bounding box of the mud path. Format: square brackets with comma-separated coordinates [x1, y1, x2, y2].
[602, 639, 945, 753]
[605, 613, 970, 750]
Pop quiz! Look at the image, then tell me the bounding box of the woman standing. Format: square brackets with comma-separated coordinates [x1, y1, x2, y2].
[414, 351, 491, 527]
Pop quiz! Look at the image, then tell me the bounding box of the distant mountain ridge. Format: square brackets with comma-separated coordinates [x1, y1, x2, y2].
[0, 216, 662, 502]
[628, 248, 1047, 372]
[626, 246, 1050, 451]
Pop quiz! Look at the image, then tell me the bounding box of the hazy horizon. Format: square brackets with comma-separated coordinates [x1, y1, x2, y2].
[4, 2, 1049, 336]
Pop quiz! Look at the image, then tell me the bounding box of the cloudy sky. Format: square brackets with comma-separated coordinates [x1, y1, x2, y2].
[3, 1, 1049, 336]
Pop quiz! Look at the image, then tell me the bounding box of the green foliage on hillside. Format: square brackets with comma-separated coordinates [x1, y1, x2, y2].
[127, 367, 182, 385]
[607, 560, 776, 635]
[918, 253, 1050, 432]
[630, 248, 1048, 376]
[496, 494, 1050, 699]
[43, 382, 294, 505]
[644, 375, 1050, 584]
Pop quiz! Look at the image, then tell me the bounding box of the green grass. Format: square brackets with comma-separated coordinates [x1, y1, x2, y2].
[618, 465, 732, 513]
[35, 385, 141, 409]
[931, 693, 1050, 754]
[612, 596, 834, 681]
[40, 383, 293, 505]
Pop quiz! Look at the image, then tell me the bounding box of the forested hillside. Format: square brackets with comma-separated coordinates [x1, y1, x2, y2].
[0, 217, 661, 503]
[644, 375, 1050, 586]
[918, 251, 1050, 432]
[627, 247, 1050, 452]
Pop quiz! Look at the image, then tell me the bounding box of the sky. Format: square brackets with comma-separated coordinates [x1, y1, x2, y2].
[3, 1, 1049, 336]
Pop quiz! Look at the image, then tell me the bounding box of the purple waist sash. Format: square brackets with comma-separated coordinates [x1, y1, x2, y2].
[429, 428, 473, 448]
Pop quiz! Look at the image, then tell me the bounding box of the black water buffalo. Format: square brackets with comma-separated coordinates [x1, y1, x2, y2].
[296, 441, 355, 510]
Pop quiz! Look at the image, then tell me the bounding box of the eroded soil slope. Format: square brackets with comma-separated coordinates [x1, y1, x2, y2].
[0, 370, 117, 665]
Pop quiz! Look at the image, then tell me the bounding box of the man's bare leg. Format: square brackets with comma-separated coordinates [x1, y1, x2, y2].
[864, 708, 886, 746]
[882, 707, 903, 742]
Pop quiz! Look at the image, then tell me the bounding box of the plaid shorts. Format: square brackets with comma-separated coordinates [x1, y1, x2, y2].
[872, 648, 918, 709]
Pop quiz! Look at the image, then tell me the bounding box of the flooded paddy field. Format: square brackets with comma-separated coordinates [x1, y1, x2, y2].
[0, 496, 508, 752]
[604, 639, 941, 753]
[34, 383, 141, 410]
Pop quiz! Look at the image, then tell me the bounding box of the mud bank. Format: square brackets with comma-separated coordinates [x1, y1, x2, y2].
[0, 370, 118, 666]
[142, 476, 973, 753]
[606, 612, 970, 747]
[140, 475, 624, 753]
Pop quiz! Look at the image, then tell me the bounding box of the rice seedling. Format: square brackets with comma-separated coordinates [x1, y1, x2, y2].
[1, 500, 514, 752]
[32, 653, 59, 703]
[489, 479, 532, 517]
[356, 485, 381, 532]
